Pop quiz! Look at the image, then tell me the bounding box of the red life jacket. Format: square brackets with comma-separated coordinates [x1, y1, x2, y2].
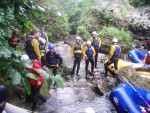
[28, 60, 44, 86]
[146, 55, 150, 64]
[28, 69, 44, 86]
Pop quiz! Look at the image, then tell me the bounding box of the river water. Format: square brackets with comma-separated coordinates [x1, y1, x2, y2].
[35, 42, 116, 113]
[11, 42, 117, 113]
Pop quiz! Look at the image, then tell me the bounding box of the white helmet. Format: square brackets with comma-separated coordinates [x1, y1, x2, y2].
[148, 51, 150, 54]
[87, 41, 91, 45]
[112, 38, 118, 43]
[76, 36, 81, 40]
[92, 31, 97, 35]
[21, 54, 29, 60]
[39, 37, 46, 44]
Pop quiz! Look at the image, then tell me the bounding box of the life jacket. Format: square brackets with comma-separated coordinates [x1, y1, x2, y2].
[38, 40, 45, 54]
[46, 52, 58, 65]
[25, 37, 37, 59]
[25, 37, 34, 52]
[8, 35, 19, 47]
[74, 44, 82, 57]
[92, 38, 99, 47]
[41, 32, 46, 40]
[146, 55, 150, 64]
[28, 69, 44, 87]
[112, 45, 121, 59]
[28, 60, 44, 87]
[86, 46, 93, 57]
[147, 40, 150, 46]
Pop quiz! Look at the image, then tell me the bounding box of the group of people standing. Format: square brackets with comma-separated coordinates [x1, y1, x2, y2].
[8, 27, 63, 111]
[71, 31, 121, 79]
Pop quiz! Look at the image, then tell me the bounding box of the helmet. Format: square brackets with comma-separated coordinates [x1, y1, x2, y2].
[21, 54, 29, 60]
[76, 36, 81, 40]
[41, 27, 45, 30]
[148, 51, 150, 54]
[87, 41, 91, 45]
[92, 31, 97, 35]
[112, 38, 118, 43]
[48, 44, 54, 50]
[39, 37, 46, 44]
[0, 85, 9, 103]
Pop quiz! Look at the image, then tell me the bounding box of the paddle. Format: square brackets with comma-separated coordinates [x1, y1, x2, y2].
[122, 76, 150, 109]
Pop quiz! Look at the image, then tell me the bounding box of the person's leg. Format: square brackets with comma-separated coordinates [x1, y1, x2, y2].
[76, 58, 81, 76]
[104, 61, 112, 77]
[71, 58, 77, 77]
[90, 57, 94, 72]
[53, 67, 58, 89]
[106, 60, 117, 78]
[32, 86, 39, 111]
[85, 59, 90, 78]
[41, 56, 46, 66]
[95, 51, 98, 68]
[114, 59, 119, 70]
[37, 85, 47, 104]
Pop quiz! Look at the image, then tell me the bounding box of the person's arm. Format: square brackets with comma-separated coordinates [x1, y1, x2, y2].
[32, 39, 41, 60]
[89, 38, 93, 42]
[92, 46, 96, 57]
[98, 37, 101, 48]
[45, 33, 49, 42]
[83, 46, 87, 58]
[71, 45, 75, 57]
[108, 45, 115, 61]
[56, 53, 63, 66]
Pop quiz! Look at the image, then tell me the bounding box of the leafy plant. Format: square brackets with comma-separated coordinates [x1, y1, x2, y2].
[129, 0, 150, 7]
[0, 41, 64, 95]
[99, 26, 132, 45]
[76, 26, 90, 39]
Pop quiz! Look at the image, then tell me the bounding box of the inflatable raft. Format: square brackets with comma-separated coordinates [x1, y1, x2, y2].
[128, 49, 147, 63]
[109, 83, 150, 113]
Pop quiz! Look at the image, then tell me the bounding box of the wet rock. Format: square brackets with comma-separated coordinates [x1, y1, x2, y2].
[92, 85, 104, 96]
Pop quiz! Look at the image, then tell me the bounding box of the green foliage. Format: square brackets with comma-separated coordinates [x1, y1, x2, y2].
[129, 0, 150, 7]
[53, 74, 64, 89]
[99, 26, 132, 45]
[76, 26, 90, 39]
[0, 37, 64, 95]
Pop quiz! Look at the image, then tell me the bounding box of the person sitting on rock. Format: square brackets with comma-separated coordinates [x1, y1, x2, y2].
[137, 51, 150, 71]
[0, 85, 9, 113]
[71, 36, 83, 78]
[45, 44, 63, 88]
[83, 41, 96, 79]
[103, 38, 121, 78]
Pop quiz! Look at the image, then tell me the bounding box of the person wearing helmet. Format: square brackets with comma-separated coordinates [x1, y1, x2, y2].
[37, 31, 46, 66]
[45, 44, 63, 88]
[25, 30, 41, 61]
[83, 41, 96, 79]
[27, 60, 46, 111]
[103, 38, 121, 78]
[71, 36, 83, 78]
[40, 27, 49, 43]
[8, 28, 20, 50]
[0, 85, 9, 113]
[89, 31, 101, 69]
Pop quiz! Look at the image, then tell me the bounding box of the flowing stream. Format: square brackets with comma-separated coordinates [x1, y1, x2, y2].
[11, 42, 117, 113]
[35, 42, 116, 113]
